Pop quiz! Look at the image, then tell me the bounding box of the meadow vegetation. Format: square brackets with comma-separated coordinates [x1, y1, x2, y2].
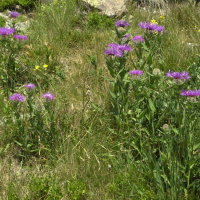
[1, 0, 200, 199]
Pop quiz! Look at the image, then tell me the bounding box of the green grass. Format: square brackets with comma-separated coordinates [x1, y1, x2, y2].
[1, 0, 200, 199]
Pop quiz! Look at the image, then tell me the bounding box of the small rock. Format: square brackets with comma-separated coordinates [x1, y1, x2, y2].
[82, 0, 129, 18]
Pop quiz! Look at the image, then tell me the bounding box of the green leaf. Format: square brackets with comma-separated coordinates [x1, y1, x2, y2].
[14, 140, 23, 147]
[193, 143, 200, 150]
[172, 128, 179, 135]
[148, 98, 155, 113]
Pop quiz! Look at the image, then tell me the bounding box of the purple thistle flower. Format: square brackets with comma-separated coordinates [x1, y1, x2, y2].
[25, 83, 35, 91]
[166, 70, 191, 80]
[104, 43, 132, 57]
[14, 35, 27, 40]
[0, 27, 15, 35]
[130, 70, 143, 80]
[132, 35, 145, 43]
[130, 70, 143, 75]
[180, 90, 200, 97]
[155, 25, 165, 33]
[107, 43, 132, 52]
[10, 11, 20, 18]
[115, 20, 130, 27]
[123, 33, 130, 39]
[42, 92, 54, 101]
[10, 93, 25, 102]
[139, 22, 157, 30]
[104, 48, 123, 57]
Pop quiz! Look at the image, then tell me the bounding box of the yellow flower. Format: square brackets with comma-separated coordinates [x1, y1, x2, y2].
[160, 16, 165, 19]
[151, 19, 158, 25]
[195, 25, 197, 28]
[34, 66, 40, 70]
[43, 64, 48, 68]
[198, 29, 200, 33]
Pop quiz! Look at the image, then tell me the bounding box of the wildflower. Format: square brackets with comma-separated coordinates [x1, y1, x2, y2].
[123, 33, 130, 39]
[198, 30, 200, 33]
[34, 66, 40, 70]
[166, 70, 191, 80]
[155, 25, 165, 33]
[42, 92, 54, 101]
[104, 48, 123, 57]
[130, 70, 143, 80]
[180, 90, 200, 97]
[107, 43, 132, 52]
[25, 83, 35, 91]
[104, 43, 132, 57]
[122, 33, 130, 42]
[10, 11, 20, 18]
[180, 90, 200, 102]
[0, 27, 15, 35]
[10, 93, 25, 102]
[43, 64, 48, 69]
[160, 16, 165, 19]
[139, 21, 157, 31]
[132, 35, 145, 43]
[115, 20, 130, 27]
[139, 21, 165, 33]
[151, 19, 158, 24]
[14, 35, 27, 40]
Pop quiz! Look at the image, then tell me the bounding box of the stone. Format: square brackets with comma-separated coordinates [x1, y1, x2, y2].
[81, 0, 129, 17]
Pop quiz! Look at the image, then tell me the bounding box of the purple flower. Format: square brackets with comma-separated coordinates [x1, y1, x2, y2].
[42, 92, 54, 101]
[166, 70, 191, 80]
[115, 20, 130, 27]
[139, 22, 157, 30]
[130, 70, 143, 80]
[107, 43, 132, 52]
[10, 11, 20, 18]
[123, 33, 130, 39]
[14, 35, 27, 40]
[130, 70, 143, 75]
[25, 83, 35, 91]
[104, 43, 132, 57]
[0, 27, 15, 35]
[155, 25, 165, 33]
[180, 90, 200, 97]
[104, 48, 123, 57]
[132, 35, 145, 43]
[10, 93, 25, 102]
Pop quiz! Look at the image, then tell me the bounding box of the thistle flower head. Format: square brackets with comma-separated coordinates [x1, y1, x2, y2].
[14, 35, 27, 40]
[25, 83, 35, 91]
[10, 11, 20, 18]
[130, 70, 143, 80]
[0, 27, 15, 35]
[132, 35, 145, 43]
[42, 92, 54, 101]
[166, 70, 191, 80]
[123, 33, 130, 39]
[115, 20, 130, 27]
[130, 70, 143, 75]
[180, 90, 200, 97]
[139, 21, 165, 33]
[10, 93, 25, 102]
[104, 43, 132, 57]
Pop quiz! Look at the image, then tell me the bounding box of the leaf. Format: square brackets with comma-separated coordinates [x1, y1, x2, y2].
[148, 98, 155, 113]
[172, 128, 179, 135]
[193, 143, 200, 150]
[14, 140, 23, 147]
